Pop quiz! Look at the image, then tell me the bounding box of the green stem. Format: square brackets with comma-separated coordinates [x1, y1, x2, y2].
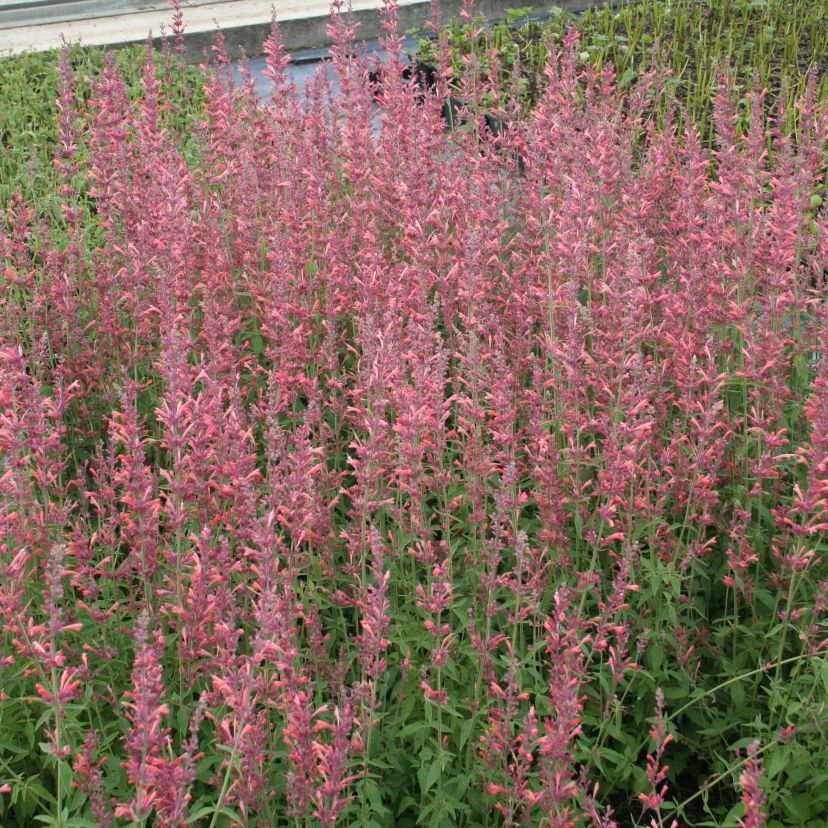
[670, 651, 816, 725]
[774, 566, 801, 685]
[208, 735, 241, 828]
[51, 663, 64, 828]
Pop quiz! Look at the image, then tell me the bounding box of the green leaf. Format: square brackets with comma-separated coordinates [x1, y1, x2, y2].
[0, 741, 29, 755]
[364, 778, 389, 816]
[188, 804, 243, 823]
[784, 792, 812, 820]
[722, 801, 746, 827]
[419, 760, 442, 794]
[399, 720, 430, 739]
[458, 717, 474, 750]
[621, 67, 637, 85]
[730, 680, 745, 708]
[505, 6, 533, 25]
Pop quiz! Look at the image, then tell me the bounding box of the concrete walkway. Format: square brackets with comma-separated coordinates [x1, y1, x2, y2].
[0, 0, 609, 60]
[0, 0, 402, 57]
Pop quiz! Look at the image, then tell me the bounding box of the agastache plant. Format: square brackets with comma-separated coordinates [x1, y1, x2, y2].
[0, 0, 827, 824]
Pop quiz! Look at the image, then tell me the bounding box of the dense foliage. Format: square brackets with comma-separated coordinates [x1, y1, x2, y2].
[0, 41, 204, 207]
[416, 0, 828, 143]
[1, 2, 827, 826]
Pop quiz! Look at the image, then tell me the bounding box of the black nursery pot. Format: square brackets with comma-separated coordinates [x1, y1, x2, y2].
[411, 61, 438, 97]
[369, 60, 439, 103]
[373, 57, 527, 174]
[442, 95, 466, 130]
[484, 112, 506, 137]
